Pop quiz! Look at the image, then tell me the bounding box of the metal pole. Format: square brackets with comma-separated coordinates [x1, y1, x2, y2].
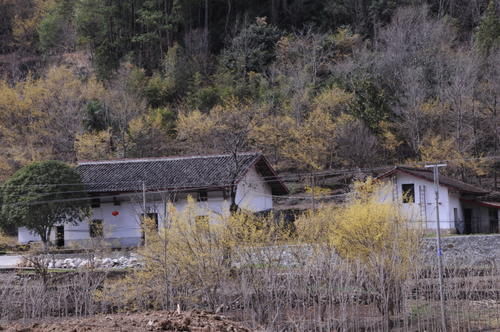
[426, 164, 447, 331]
[311, 173, 316, 211]
[142, 181, 146, 213]
[142, 181, 146, 246]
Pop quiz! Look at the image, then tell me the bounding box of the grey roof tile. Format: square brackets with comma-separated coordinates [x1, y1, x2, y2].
[77, 153, 288, 195]
[377, 166, 488, 195]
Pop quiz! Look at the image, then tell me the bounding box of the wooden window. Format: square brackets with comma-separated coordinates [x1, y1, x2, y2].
[91, 198, 100, 208]
[198, 190, 208, 202]
[89, 219, 103, 238]
[402, 184, 415, 203]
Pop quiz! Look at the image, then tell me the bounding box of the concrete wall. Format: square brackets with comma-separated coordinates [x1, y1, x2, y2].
[18, 165, 275, 247]
[236, 166, 273, 212]
[378, 172, 456, 230]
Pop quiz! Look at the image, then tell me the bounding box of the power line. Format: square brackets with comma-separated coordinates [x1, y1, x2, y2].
[3, 152, 500, 189]
[2, 154, 499, 207]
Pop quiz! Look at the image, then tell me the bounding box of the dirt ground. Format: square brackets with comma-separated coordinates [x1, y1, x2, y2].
[0, 310, 252, 332]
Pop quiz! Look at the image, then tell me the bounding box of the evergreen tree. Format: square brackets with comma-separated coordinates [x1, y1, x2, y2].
[0, 161, 89, 249]
[476, 0, 500, 55]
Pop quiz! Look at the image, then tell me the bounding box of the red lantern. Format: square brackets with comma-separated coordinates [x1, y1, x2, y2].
[111, 211, 119, 216]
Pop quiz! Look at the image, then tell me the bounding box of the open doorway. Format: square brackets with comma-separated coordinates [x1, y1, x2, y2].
[463, 209, 472, 234]
[489, 208, 499, 233]
[140, 213, 159, 245]
[55, 226, 64, 248]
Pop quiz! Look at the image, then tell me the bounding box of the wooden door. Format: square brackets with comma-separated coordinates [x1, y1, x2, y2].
[56, 226, 65, 248]
[463, 209, 472, 234]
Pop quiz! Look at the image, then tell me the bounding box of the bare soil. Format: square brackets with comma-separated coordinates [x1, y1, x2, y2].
[0, 310, 252, 332]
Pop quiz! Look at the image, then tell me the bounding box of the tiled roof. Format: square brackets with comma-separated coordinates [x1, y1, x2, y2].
[77, 152, 288, 195]
[377, 166, 488, 195]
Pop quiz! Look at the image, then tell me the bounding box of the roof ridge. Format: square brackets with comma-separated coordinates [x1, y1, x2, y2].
[77, 152, 261, 166]
[397, 166, 432, 172]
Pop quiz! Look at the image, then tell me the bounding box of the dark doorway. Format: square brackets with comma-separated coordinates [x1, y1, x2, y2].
[489, 208, 499, 233]
[55, 226, 64, 247]
[141, 213, 159, 245]
[464, 209, 472, 234]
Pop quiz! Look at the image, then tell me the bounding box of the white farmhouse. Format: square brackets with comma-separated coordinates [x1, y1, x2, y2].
[376, 166, 499, 234]
[18, 153, 288, 247]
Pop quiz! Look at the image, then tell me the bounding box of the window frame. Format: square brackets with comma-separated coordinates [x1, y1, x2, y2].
[401, 183, 415, 204]
[198, 190, 208, 202]
[91, 198, 101, 208]
[89, 219, 104, 238]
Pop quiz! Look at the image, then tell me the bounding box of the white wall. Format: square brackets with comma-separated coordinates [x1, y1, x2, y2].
[378, 172, 457, 230]
[18, 165, 275, 246]
[236, 166, 273, 212]
[18, 194, 225, 247]
[448, 192, 464, 232]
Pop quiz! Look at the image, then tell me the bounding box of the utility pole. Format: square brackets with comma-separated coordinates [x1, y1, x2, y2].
[142, 180, 147, 246]
[425, 163, 447, 332]
[142, 180, 147, 214]
[311, 173, 316, 210]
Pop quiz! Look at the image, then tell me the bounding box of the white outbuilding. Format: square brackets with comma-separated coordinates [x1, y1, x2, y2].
[376, 166, 499, 234]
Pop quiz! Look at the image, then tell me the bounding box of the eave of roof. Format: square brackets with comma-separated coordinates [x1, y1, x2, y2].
[376, 166, 488, 195]
[77, 152, 289, 196]
[460, 199, 500, 209]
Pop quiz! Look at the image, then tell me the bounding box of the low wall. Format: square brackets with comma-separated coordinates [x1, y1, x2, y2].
[235, 234, 500, 268]
[421, 234, 500, 267]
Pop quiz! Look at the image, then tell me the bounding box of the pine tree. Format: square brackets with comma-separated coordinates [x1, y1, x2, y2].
[476, 0, 500, 55]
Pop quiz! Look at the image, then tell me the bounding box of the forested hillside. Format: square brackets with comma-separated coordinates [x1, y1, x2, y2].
[0, 0, 499, 186]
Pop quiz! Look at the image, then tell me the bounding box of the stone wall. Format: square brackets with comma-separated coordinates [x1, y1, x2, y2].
[421, 234, 500, 267]
[17, 234, 499, 270]
[235, 234, 500, 268]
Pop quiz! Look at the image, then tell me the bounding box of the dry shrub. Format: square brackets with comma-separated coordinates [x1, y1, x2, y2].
[99, 197, 292, 314]
[296, 178, 423, 329]
[99, 197, 233, 312]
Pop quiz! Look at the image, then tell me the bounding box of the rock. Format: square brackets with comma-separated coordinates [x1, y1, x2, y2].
[129, 257, 138, 263]
[159, 320, 173, 330]
[102, 258, 112, 266]
[54, 260, 62, 268]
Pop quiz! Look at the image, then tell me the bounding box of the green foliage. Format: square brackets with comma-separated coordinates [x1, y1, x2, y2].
[346, 77, 394, 134]
[476, 0, 500, 54]
[37, 0, 75, 53]
[83, 100, 108, 132]
[0, 161, 90, 246]
[75, 0, 183, 78]
[221, 17, 282, 75]
[186, 72, 222, 111]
